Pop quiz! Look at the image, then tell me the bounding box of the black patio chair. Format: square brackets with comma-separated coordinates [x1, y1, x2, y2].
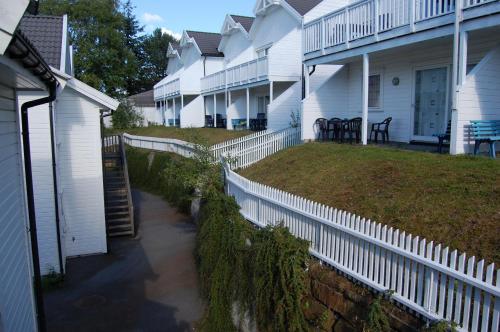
[370, 117, 392, 143]
[434, 120, 451, 154]
[346, 117, 362, 144]
[327, 118, 344, 142]
[256, 113, 267, 131]
[314, 118, 329, 141]
[216, 114, 226, 128]
[205, 115, 214, 128]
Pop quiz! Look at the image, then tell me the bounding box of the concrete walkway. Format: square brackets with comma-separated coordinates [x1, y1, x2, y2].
[45, 190, 204, 332]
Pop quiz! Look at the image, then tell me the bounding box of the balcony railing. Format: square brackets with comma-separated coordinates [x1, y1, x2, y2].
[304, 0, 497, 55]
[154, 78, 180, 100]
[201, 56, 269, 93]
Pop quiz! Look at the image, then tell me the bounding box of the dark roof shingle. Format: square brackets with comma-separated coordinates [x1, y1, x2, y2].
[129, 90, 155, 107]
[19, 15, 64, 69]
[230, 15, 255, 33]
[186, 31, 224, 57]
[285, 0, 322, 16]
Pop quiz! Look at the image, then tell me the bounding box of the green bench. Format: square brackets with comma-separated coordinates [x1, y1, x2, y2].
[470, 120, 500, 159]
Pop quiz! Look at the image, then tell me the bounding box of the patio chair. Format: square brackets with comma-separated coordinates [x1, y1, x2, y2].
[328, 118, 344, 142]
[256, 113, 267, 131]
[346, 117, 362, 144]
[216, 114, 226, 128]
[205, 115, 214, 128]
[370, 117, 392, 143]
[314, 118, 329, 141]
[434, 120, 451, 154]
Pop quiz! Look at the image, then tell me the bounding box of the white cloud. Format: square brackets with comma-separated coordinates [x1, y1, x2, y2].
[142, 12, 163, 24]
[161, 28, 182, 40]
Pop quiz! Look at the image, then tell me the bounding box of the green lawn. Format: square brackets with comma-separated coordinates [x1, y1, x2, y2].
[239, 143, 500, 264]
[110, 126, 252, 146]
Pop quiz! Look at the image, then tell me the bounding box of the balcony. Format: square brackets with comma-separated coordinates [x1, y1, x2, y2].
[201, 56, 269, 94]
[304, 0, 498, 61]
[154, 78, 180, 100]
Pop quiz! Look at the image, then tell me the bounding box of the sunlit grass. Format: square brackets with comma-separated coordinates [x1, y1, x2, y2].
[240, 143, 500, 264]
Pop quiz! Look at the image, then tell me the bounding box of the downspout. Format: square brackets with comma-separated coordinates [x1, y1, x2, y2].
[48, 101, 64, 275]
[21, 81, 57, 332]
[302, 65, 316, 99]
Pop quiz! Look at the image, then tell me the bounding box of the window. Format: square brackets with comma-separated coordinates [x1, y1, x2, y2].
[369, 74, 381, 109]
[257, 96, 270, 114]
[256, 45, 271, 58]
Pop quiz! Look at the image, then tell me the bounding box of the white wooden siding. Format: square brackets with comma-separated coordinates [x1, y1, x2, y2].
[179, 95, 204, 128]
[0, 84, 37, 332]
[302, 34, 498, 142]
[55, 88, 107, 257]
[221, 32, 254, 68]
[19, 91, 61, 275]
[456, 45, 500, 154]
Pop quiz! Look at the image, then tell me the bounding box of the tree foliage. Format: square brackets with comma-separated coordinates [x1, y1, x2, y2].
[111, 99, 143, 129]
[39, 0, 178, 97]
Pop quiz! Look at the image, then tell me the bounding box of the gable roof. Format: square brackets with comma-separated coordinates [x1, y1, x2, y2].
[230, 15, 255, 33]
[185, 31, 223, 57]
[129, 90, 155, 108]
[285, 0, 323, 16]
[19, 15, 64, 69]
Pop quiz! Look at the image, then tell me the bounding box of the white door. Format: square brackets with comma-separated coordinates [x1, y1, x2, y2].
[413, 67, 448, 140]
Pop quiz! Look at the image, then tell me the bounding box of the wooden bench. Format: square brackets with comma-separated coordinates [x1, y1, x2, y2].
[470, 120, 500, 159]
[232, 119, 247, 130]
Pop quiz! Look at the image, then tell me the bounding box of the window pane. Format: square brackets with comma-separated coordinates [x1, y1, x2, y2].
[369, 75, 381, 108]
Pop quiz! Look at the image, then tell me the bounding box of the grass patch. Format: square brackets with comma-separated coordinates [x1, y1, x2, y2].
[108, 126, 252, 146]
[239, 143, 500, 264]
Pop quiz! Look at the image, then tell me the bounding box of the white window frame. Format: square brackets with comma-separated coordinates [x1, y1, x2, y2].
[256, 43, 272, 58]
[368, 72, 383, 111]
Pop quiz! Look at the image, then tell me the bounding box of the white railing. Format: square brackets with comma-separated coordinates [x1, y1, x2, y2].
[123, 133, 196, 158]
[304, 0, 498, 55]
[123, 127, 302, 169]
[201, 57, 269, 93]
[223, 162, 500, 332]
[201, 71, 226, 93]
[154, 78, 180, 100]
[213, 127, 301, 169]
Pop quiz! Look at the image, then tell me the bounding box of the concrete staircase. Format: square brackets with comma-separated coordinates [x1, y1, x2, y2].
[102, 136, 135, 237]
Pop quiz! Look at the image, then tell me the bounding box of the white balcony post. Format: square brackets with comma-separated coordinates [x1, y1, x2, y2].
[410, 0, 415, 32]
[270, 81, 274, 102]
[321, 17, 326, 54]
[246, 88, 250, 130]
[345, 7, 350, 48]
[213, 93, 217, 127]
[362, 53, 370, 145]
[163, 98, 166, 126]
[173, 97, 176, 127]
[374, 0, 379, 40]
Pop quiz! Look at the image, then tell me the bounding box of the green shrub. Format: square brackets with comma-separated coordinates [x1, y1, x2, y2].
[365, 295, 390, 332]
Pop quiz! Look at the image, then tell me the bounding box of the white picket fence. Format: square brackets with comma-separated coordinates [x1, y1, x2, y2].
[123, 127, 302, 169]
[223, 161, 500, 332]
[123, 133, 197, 158]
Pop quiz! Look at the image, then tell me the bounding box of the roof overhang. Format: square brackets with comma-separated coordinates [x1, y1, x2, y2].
[180, 31, 202, 56]
[167, 42, 182, 62]
[0, 0, 31, 54]
[51, 66, 119, 110]
[219, 15, 251, 51]
[250, 0, 302, 38]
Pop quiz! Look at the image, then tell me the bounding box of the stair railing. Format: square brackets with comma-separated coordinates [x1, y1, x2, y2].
[119, 134, 135, 236]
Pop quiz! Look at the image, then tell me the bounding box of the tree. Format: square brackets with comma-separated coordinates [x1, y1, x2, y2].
[140, 28, 177, 90]
[40, 0, 136, 97]
[121, 0, 145, 94]
[112, 99, 144, 129]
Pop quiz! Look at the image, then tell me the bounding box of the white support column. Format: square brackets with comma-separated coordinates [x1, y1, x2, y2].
[304, 64, 310, 99]
[225, 91, 228, 129]
[173, 97, 176, 127]
[181, 94, 184, 109]
[213, 93, 217, 127]
[458, 31, 468, 86]
[228, 90, 232, 130]
[362, 53, 370, 145]
[246, 88, 250, 130]
[163, 98, 166, 126]
[269, 81, 274, 102]
[450, 0, 463, 155]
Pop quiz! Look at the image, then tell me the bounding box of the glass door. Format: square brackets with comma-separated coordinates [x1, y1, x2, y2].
[413, 67, 449, 139]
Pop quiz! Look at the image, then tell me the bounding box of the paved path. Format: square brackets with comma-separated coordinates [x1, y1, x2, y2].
[45, 190, 204, 332]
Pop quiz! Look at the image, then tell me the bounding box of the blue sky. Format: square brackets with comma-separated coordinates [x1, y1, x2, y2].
[134, 0, 255, 39]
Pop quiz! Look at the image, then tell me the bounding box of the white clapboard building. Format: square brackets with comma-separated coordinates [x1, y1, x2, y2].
[302, 0, 500, 155]
[153, 32, 225, 128]
[17, 14, 119, 276]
